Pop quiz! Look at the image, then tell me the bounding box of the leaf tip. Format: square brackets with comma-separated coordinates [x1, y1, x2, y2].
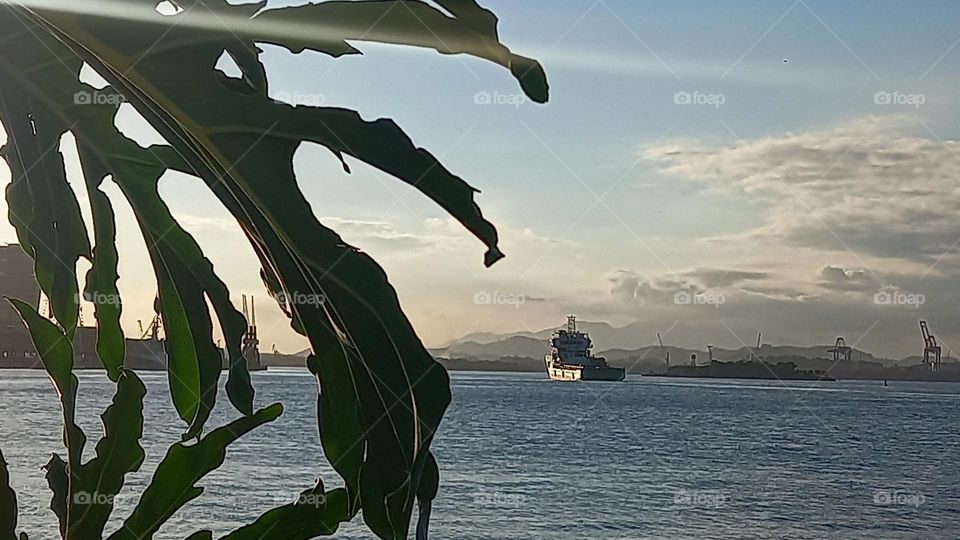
[510, 56, 549, 104]
[484, 246, 505, 267]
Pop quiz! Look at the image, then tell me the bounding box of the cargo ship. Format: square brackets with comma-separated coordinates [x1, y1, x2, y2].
[544, 316, 625, 381]
[659, 360, 834, 381]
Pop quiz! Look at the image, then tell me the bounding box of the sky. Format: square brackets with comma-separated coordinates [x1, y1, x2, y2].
[3, 0, 960, 358]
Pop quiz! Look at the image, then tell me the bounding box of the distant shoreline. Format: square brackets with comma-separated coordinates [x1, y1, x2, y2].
[6, 355, 960, 383]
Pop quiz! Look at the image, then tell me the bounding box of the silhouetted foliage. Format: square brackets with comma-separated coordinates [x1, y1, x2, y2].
[0, 1, 547, 538]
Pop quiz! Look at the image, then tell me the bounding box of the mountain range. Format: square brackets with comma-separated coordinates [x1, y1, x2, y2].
[429, 320, 941, 367]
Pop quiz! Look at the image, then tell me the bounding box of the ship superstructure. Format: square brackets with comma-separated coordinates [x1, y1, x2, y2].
[544, 316, 625, 381]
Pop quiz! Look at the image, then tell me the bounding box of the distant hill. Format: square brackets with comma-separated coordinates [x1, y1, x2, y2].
[270, 322, 958, 369]
[429, 322, 912, 365]
[429, 335, 548, 361]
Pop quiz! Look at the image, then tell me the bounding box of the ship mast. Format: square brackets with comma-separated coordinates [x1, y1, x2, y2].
[566, 315, 577, 333]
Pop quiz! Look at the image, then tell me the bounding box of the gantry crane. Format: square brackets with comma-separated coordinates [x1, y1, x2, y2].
[657, 332, 670, 367]
[828, 337, 852, 362]
[920, 320, 941, 372]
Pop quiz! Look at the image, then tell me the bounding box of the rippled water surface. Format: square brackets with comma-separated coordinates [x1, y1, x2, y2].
[2, 370, 959, 539]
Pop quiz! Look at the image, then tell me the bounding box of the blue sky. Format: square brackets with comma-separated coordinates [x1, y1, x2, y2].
[5, 0, 960, 357]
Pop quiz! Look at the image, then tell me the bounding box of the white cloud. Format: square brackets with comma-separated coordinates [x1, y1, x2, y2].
[644, 116, 960, 267]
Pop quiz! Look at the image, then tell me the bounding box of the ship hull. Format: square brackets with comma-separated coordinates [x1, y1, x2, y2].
[545, 359, 625, 381]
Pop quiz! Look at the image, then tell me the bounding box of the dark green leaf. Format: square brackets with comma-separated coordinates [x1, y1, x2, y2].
[68, 370, 146, 539]
[0, 11, 253, 433]
[4, 3, 547, 538]
[0, 448, 18, 540]
[42, 454, 68, 538]
[78, 149, 124, 380]
[108, 404, 283, 540]
[251, 1, 548, 102]
[0, 35, 90, 336]
[8, 300, 86, 466]
[415, 452, 439, 540]
[220, 486, 351, 539]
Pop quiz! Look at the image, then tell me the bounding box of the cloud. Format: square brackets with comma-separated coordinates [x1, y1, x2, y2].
[321, 216, 435, 251]
[173, 213, 237, 233]
[644, 115, 960, 266]
[818, 265, 881, 292]
[682, 267, 770, 288]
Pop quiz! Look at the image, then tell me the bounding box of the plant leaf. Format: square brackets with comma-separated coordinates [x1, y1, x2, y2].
[220, 486, 351, 539]
[68, 370, 146, 539]
[414, 452, 439, 540]
[8, 300, 86, 466]
[77, 148, 124, 380]
[42, 454, 68, 538]
[306, 353, 363, 512]
[250, 0, 548, 102]
[0, 448, 19, 540]
[107, 404, 283, 540]
[0, 10, 254, 433]
[0, 86, 89, 338]
[6, 3, 547, 537]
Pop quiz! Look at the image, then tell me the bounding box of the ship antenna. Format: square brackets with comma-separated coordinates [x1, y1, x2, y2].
[567, 315, 577, 333]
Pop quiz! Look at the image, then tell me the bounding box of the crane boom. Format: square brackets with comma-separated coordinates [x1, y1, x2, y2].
[657, 332, 670, 366]
[919, 320, 942, 371]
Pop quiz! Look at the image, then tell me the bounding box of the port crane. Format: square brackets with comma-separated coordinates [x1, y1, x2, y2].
[919, 320, 941, 372]
[657, 332, 670, 367]
[137, 314, 161, 341]
[751, 332, 762, 361]
[828, 337, 852, 362]
[241, 295, 260, 366]
[707, 344, 715, 364]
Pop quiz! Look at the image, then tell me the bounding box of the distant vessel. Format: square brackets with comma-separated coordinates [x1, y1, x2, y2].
[659, 361, 834, 381]
[544, 316, 625, 381]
